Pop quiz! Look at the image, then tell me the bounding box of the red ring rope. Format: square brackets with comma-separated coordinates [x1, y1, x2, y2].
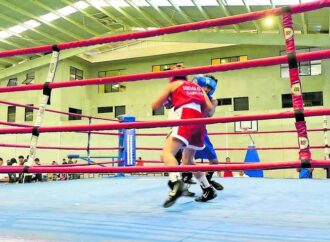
[0, 100, 118, 122]
[0, 108, 329, 134]
[0, 1, 328, 58]
[136, 128, 329, 136]
[0, 50, 329, 93]
[1, 160, 330, 173]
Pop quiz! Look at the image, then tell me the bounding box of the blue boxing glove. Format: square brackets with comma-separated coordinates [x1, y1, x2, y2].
[193, 75, 218, 99]
[163, 96, 173, 109]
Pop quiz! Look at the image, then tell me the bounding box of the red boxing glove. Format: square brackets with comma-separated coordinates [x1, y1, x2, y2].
[163, 96, 173, 109]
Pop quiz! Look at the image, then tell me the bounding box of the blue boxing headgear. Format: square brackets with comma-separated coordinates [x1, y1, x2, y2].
[193, 75, 218, 97]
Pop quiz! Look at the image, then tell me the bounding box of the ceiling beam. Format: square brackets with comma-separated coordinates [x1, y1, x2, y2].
[105, 1, 148, 29]
[191, 0, 212, 20]
[146, 1, 177, 26]
[0, 1, 82, 40]
[242, 0, 261, 33]
[86, 0, 132, 30]
[33, 1, 100, 36]
[216, 0, 240, 32]
[300, 13, 308, 34]
[0, 8, 67, 44]
[61, 0, 116, 32]
[126, 0, 162, 27]
[269, 0, 282, 33]
[168, 1, 194, 23]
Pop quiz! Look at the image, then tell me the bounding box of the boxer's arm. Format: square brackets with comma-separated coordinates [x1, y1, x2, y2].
[207, 99, 218, 117]
[152, 84, 172, 110]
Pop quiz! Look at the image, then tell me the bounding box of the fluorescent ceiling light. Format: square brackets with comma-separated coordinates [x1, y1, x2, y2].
[73, 1, 90, 9]
[131, 0, 149, 6]
[108, 0, 130, 7]
[149, 0, 172, 6]
[0, 31, 12, 40]
[194, 0, 219, 6]
[90, 0, 108, 8]
[24, 20, 41, 28]
[57, 6, 78, 16]
[272, 0, 299, 5]
[8, 25, 28, 34]
[40, 12, 61, 22]
[245, 0, 271, 5]
[224, 0, 244, 5]
[171, 0, 195, 6]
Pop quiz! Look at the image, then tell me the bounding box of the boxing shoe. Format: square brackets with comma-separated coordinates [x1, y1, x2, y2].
[206, 172, 224, 191]
[163, 180, 185, 208]
[195, 186, 217, 202]
[168, 180, 195, 197]
[209, 180, 224, 191]
[183, 177, 197, 185]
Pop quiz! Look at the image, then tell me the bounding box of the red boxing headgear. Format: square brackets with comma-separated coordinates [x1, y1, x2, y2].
[168, 64, 188, 82]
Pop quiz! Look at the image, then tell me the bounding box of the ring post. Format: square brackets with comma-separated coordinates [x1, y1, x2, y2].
[282, 10, 312, 165]
[117, 115, 136, 176]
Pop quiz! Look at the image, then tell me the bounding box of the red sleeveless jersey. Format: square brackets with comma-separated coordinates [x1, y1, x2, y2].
[171, 81, 205, 110]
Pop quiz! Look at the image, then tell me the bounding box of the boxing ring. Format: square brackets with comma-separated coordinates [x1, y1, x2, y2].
[1, 0, 330, 241]
[0, 178, 330, 242]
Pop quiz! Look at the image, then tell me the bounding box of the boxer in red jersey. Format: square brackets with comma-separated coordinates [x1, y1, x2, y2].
[152, 65, 217, 208]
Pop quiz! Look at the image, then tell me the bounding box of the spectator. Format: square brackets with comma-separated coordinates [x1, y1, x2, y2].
[7, 158, 18, 183]
[0, 158, 9, 182]
[297, 167, 314, 179]
[33, 158, 43, 182]
[136, 157, 144, 166]
[224, 157, 234, 178]
[60, 159, 68, 180]
[52, 161, 59, 181]
[324, 155, 330, 179]
[18, 155, 25, 166]
[68, 159, 74, 180]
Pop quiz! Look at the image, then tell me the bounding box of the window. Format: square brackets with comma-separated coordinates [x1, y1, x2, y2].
[7, 77, 17, 86]
[211, 55, 247, 65]
[234, 97, 249, 111]
[70, 66, 83, 80]
[68, 108, 82, 120]
[217, 98, 232, 106]
[280, 48, 321, 78]
[98, 69, 126, 93]
[115, 106, 126, 117]
[98, 106, 113, 113]
[152, 106, 164, 116]
[7, 106, 16, 122]
[281, 92, 323, 108]
[22, 72, 35, 85]
[25, 104, 34, 122]
[152, 62, 184, 72]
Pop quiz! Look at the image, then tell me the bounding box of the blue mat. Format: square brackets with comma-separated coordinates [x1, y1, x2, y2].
[0, 177, 329, 242]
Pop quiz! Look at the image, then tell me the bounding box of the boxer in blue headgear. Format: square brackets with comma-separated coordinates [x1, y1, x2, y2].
[175, 75, 224, 193]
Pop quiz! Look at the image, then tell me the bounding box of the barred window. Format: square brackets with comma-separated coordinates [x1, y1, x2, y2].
[68, 108, 82, 120]
[282, 92, 323, 108]
[211, 55, 247, 65]
[280, 48, 321, 78]
[98, 69, 126, 93]
[152, 62, 184, 72]
[70, 66, 83, 80]
[25, 104, 34, 122]
[234, 97, 249, 111]
[7, 106, 16, 122]
[115, 106, 126, 117]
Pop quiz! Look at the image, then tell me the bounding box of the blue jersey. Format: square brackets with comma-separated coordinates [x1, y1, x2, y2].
[195, 131, 217, 160]
[299, 168, 313, 179]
